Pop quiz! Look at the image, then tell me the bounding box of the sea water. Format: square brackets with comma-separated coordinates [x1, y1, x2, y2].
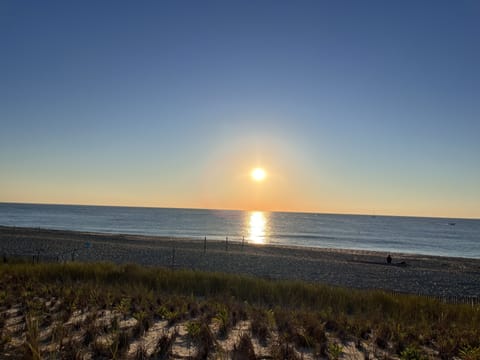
[0, 203, 479, 259]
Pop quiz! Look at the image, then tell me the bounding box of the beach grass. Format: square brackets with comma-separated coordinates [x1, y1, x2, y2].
[1, 261, 479, 359]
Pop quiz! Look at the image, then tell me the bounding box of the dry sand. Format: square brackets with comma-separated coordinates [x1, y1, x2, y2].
[1, 226, 479, 298]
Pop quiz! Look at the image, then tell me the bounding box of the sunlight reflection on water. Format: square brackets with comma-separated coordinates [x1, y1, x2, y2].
[247, 211, 268, 244]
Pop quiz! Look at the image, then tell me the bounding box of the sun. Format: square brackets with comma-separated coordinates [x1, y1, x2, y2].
[251, 167, 267, 182]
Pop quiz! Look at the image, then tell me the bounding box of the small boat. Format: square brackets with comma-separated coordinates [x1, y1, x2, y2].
[448, 222, 456, 226]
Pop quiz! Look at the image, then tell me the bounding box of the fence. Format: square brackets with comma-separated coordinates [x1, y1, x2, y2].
[386, 290, 480, 307]
[1, 247, 88, 264]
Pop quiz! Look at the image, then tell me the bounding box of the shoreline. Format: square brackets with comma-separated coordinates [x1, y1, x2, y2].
[1, 226, 480, 298]
[2, 224, 477, 261]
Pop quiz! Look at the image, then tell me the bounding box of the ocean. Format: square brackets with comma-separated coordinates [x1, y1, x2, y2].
[0, 203, 479, 259]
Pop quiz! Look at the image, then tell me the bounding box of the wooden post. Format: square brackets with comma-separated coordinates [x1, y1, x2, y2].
[242, 236, 245, 251]
[204, 236, 207, 254]
[225, 236, 228, 251]
[171, 247, 175, 269]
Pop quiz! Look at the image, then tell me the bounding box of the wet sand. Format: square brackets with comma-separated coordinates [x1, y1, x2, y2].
[1, 226, 479, 298]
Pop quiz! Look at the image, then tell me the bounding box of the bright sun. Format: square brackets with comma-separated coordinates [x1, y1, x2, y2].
[251, 167, 267, 182]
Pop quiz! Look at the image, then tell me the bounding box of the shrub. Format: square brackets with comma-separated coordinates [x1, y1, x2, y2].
[400, 345, 427, 360]
[459, 345, 480, 360]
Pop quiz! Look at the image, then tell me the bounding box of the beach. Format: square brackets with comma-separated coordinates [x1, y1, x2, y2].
[1, 226, 479, 298]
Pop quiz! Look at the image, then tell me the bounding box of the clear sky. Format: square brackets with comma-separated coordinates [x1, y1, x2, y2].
[1, 1, 479, 218]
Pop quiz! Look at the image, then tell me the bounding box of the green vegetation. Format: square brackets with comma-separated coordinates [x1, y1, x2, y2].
[0, 261, 479, 359]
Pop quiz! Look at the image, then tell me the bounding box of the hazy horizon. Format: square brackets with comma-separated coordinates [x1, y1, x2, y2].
[1, 201, 478, 221]
[1, 1, 479, 218]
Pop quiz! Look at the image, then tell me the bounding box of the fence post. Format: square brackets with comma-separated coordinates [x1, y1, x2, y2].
[225, 236, 228, 251]
[204, 236, 207, 254]
[242, 236, 245, 251]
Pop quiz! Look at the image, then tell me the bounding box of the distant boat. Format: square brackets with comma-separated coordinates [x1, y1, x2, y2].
[448, 222, 456, 226]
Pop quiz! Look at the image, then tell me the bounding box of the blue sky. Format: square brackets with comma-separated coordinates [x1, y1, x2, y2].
[1, 1, 479, 217]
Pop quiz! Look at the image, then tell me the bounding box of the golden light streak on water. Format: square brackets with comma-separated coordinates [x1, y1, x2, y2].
[248, 211, 267, 244]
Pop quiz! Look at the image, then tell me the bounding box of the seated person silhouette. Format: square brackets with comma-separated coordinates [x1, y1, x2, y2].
[386, 254, 392, 264]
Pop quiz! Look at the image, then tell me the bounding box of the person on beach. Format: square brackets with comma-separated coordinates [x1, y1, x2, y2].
[387, 254, 392, 264]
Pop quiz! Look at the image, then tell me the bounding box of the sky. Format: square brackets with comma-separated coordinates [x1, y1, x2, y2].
[1, 1, 479, 218]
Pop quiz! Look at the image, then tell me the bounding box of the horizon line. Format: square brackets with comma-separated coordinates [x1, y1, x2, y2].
[1, 201, 478, 221]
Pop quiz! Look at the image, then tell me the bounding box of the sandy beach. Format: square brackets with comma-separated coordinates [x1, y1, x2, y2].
[1, 226, 479, 298]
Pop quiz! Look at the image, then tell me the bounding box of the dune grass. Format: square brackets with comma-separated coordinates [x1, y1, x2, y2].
[0, 261, 479, 359]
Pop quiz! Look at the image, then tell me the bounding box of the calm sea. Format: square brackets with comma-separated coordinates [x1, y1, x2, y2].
[0, 203, 479, 259]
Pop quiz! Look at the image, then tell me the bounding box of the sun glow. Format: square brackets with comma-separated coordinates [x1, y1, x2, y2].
[251, 168, 266, 182]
